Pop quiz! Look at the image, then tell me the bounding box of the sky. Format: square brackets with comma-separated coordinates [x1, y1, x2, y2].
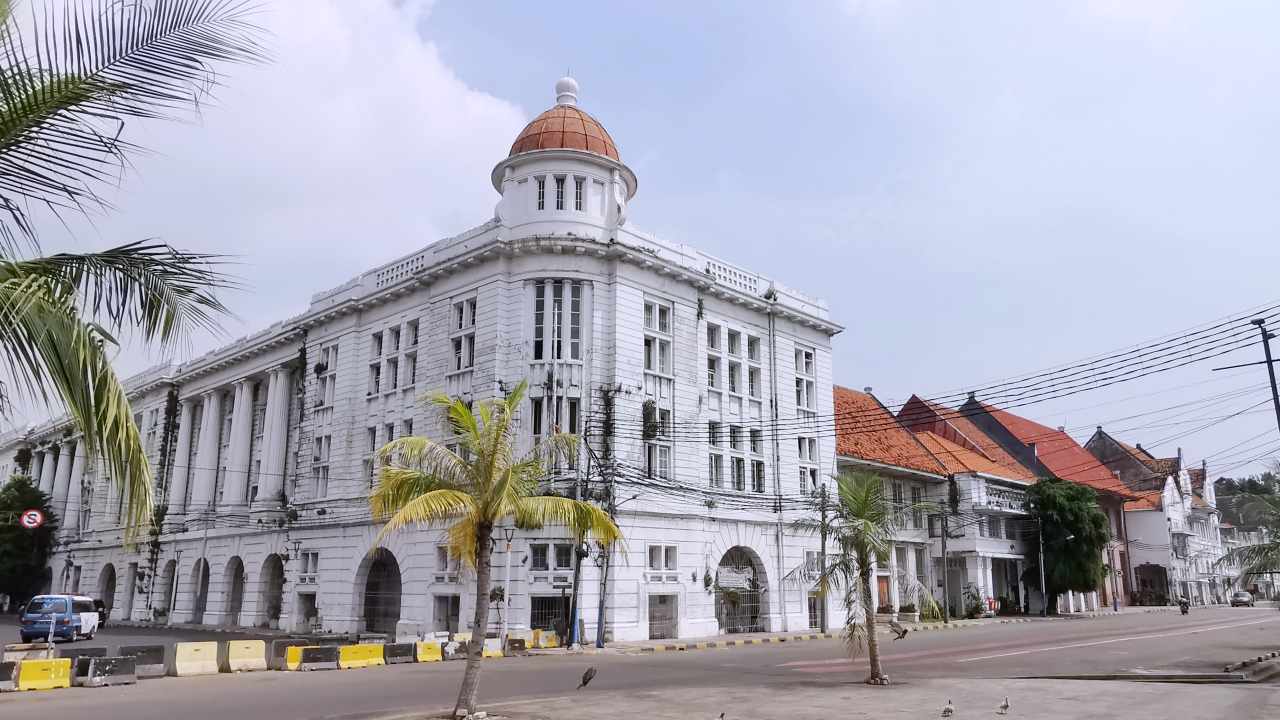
[12, 0, 1280, 477]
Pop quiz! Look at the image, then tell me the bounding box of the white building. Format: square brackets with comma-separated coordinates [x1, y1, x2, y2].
[1, 77, 843, 642]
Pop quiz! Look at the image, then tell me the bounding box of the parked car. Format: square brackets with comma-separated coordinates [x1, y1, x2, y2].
[18, 594, 100, 643]
[1230, 591, 1255, 607]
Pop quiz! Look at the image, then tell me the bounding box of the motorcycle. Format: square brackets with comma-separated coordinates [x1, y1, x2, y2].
[1178, 598, 1190, 615]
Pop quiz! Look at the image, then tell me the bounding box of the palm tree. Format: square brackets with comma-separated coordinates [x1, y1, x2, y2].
[0, 1, 264, 537]
[1217, 493, 1280, 587]
[371, 381, 622, 717]
[794, 470, 921, 685]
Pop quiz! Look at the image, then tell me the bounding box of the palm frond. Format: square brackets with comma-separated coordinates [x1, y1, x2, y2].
[1217, 541, 1280, 577]
[2, 241, 234, 348]
[372, 488, 474, 546]
[513, 494, 624, 545]
[0, 0, 267, 248]
[0, 273, 151, 539]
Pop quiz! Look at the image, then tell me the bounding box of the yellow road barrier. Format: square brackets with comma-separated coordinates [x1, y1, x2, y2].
[16, 658, 71, 691]
[337, 644, 385, 670]
[415, 642, 442, 663]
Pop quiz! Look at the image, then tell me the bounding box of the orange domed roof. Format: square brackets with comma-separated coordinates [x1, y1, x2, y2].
[508, 104, 620, 161]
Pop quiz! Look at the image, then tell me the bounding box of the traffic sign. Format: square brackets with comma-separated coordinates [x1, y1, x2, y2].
[19, 508, 44, 529]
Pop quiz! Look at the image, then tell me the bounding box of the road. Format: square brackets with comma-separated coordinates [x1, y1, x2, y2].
[3, 606, 1279, 719]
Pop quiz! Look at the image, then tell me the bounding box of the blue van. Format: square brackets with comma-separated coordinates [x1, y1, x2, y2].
[18, 594, 100, 643]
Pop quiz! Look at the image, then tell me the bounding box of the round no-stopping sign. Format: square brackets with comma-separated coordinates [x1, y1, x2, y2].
[19, 508, 44, 529]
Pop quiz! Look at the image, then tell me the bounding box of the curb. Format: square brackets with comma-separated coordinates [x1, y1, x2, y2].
[1223, 650, 1280, 674]
[638, 632, 837, 653]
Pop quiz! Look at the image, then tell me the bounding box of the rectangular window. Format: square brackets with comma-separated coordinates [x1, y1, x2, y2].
[371, 331, 383, 357]
[531, 544, 549, 571]
[536, 177, 545, 210]
[732, 457, 746, 491]
[367, 427, 377, 452]
[406, 352, 417, 385]
[648, 544, 678, 571]
[530, 398, 543, 437]
[709, 453, 724, 488]
[707, 324, 721, 350]
[747, 336, 761, 362]
[911, 486, 923, 528]
[532, 280, 583, 360]
[388, 327, 400, 353]
[707, 357, 720, 388]
[708, 422, 721, 447]
[729, 425, 743, 451]
[796, 347, 815, 376]
[646, 443, 672, 479]
[555, 177, 565, 210]
[644, 336, 671, 374]
[554, 543, 573, 569]
[748, 367, 761, 398]
[368, 364, 381, 395]
[728, 362, 741, 394]
[574, 177, 583, 211]
[750, 429, 763, 454]
[727, 330, 740, 356]
[914, 548, 927, 586]
[384, 423, 395, 445]
[407, 320, 419, 346]
[752, 460, 766, 493]
[1005, 517, 1018, 540]
[386, 358, 398, 390]
[403, 419, 414, 438]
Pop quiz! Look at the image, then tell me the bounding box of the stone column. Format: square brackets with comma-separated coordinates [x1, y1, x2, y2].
[38, 446, 58, 494]
[888, 546, 900, 612]
[51, 439, 76, 524]
[63, 443, 87, 538]
[166, 399, 196, 527]
[32, 450, 44, 483]
[221, 379, 256, 511]
[189, 390, 224, 514]
[253, 368, 292, 512]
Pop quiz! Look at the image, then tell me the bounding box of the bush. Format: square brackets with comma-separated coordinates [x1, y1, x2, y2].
[876, 604, 895, 615]
[898, 603, 917, 613]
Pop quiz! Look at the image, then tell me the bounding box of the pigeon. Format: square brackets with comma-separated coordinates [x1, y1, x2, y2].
[998, 696, 1010, 715]
[577, 666, 597, 690]
[941, 699, 955, 717]
[888, 620, 909, 641]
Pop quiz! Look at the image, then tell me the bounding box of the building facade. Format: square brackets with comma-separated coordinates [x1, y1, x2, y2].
[1, 77, 842, 642]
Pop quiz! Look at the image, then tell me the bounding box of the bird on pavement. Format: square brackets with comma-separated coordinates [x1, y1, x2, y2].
[577, 666, 597, 690]
[998, 696, 1010, 715]
[888, 620, 909, 641]
[941, 699, 955, 717]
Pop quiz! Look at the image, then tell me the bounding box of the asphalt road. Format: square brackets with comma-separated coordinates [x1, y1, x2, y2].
[4, 606, 1279, 719]
[2, 614, 271, 645]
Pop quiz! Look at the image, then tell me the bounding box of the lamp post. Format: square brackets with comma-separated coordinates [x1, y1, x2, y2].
[167, 549, 183, 627]
[500, 526, 515, 652]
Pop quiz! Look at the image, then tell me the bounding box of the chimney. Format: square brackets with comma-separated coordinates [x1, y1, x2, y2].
[863, 387, 873, 394]
[1057, 426, 1065, 432]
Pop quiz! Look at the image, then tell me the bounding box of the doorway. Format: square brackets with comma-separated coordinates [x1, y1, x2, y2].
[648, 594, 678, 640]
[433, 594, 460, 634]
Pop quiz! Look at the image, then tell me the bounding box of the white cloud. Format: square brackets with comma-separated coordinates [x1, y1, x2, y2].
[11, 0, 526, 426]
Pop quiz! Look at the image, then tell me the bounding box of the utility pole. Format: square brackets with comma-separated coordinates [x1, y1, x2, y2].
[499, 526, 514, 652]
[1038, 517, 1048, 617]
[592, 385, 618, 649]
[1254, 319, 1280, 438]
[818, 483, 828, 634]
[940, 513, 950, 624]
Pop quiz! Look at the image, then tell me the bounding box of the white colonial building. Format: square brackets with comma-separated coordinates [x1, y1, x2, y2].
[2, 77, 842, 642]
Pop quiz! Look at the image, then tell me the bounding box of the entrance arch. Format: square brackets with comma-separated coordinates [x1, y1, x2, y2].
[223, 556, 245, 626]
[715, 546, 769, 634]
[190, 559, 210, 624]
[257, 554, 285, 628]
[157, 560, 178, 616]
[98, 564, 117, 621]
[358, 548, 402, 635]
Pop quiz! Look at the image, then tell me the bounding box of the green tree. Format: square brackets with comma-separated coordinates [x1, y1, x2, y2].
[1023, 477, 1110, 612]
[0, 475, 58, 609]
[370, 382, 622, 717]
[1216, 493, 1280, 581]
[0, 1, 264, 537]
[1215, 471, 1278, 528]
[794, 471, 927, 686]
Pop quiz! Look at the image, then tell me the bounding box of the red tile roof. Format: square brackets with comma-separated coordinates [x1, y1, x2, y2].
[1126, 489, 1163, 512]
[1115, 439, 1177, 478]
[915, 431, 1031, 482]
[897, 395, 1036, 479]
[834, 387, 946, 476]
[972, 401, 1139, 500]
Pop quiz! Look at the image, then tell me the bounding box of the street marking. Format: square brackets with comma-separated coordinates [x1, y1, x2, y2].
[957, 617, 1278, 663]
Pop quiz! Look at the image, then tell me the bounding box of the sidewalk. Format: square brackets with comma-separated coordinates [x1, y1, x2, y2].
[423, 678, 1280, 720]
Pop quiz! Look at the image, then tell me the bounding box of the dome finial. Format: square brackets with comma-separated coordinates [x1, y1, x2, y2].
[555, 75, 579, 106]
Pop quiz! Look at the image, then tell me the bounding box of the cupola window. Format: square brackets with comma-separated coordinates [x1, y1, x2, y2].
[536, 177, 545, 210]
[555, 177, 565, 210]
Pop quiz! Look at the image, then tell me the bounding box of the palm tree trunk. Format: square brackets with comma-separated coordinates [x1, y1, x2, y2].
[455, 524, 494, 716]
[862, 566, 883, 683]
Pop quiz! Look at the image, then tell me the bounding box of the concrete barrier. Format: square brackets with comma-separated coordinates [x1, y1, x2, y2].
[453, 631, 473, 643]
[168, 641, 219, 677]
[504, 638, 528, 656]
[269, 639, 310, 670]
[84, 657, 137, 688]
[0, 661, 16, 692]
[415, 641, 442, 663]
[482, 637, 504, 659]
[530, 629, 560, 649]
[284, 645, 339, 671]
[16, 658, 72, 691]
[220, 640, 268, 673]
[118, 644, 167, 679]
[441, 640, 468, 661]
[2, 642, 56, 663]
[338, 643, 385, 669]
[65, 647, 108, 685]
[383, 642, 416, 664]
